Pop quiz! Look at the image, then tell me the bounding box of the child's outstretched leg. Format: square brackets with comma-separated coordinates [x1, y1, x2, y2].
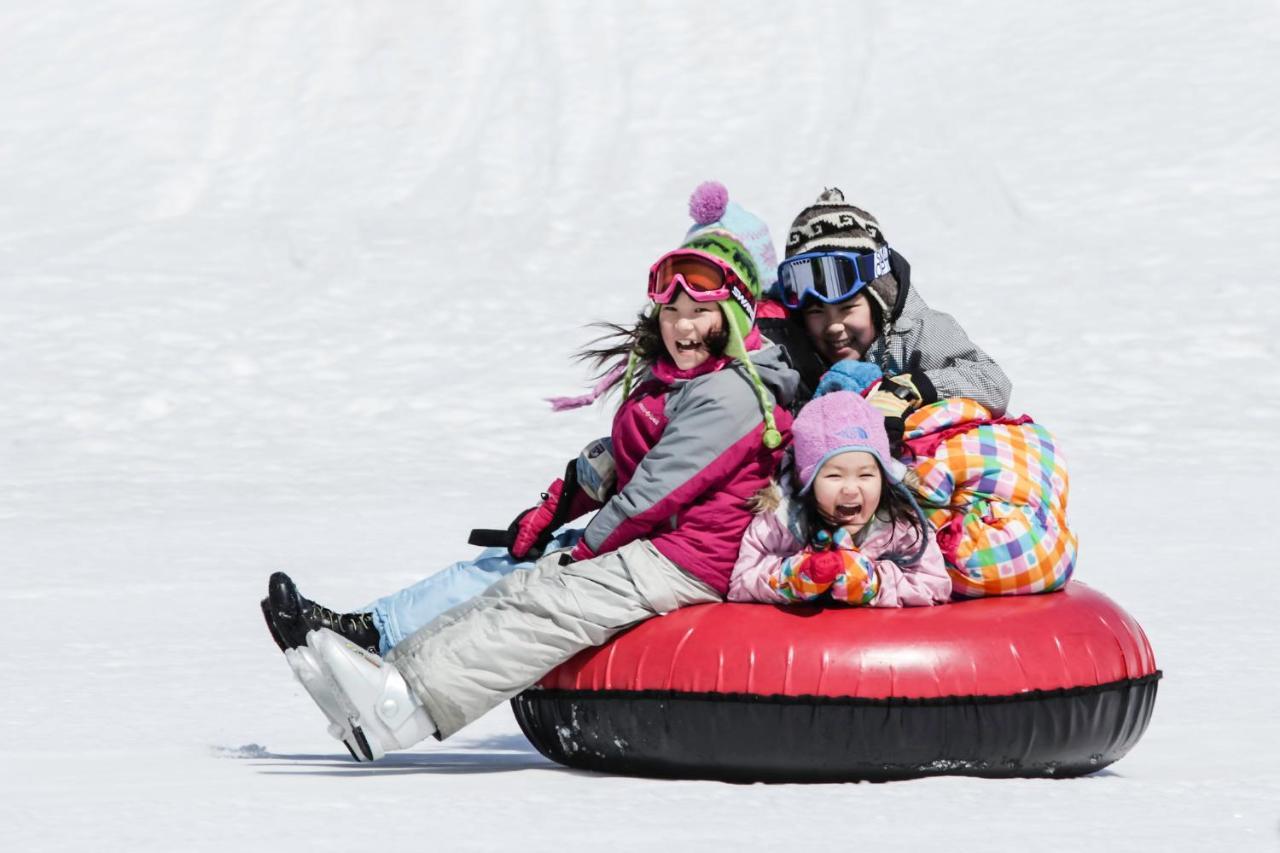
[261, 529, 584, 656]
[362, 528, 583, 653]
[308, 539, 719, 757]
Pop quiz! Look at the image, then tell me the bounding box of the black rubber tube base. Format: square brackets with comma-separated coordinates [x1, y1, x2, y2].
[511, 674, 1160, 783]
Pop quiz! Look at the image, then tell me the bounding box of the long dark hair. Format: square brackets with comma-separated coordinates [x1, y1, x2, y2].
[800, 459, 928, 560]
[575, 306, 729, 380]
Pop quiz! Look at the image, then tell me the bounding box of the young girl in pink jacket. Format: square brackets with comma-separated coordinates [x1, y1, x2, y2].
[729, 390, 950, 607]
[273, 191, 798, 762]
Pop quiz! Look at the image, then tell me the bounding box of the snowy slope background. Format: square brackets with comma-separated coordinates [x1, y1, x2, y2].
[3, 1, 1278, 850]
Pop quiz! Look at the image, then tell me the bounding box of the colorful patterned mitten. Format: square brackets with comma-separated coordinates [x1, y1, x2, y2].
[773, 529, 880, 605]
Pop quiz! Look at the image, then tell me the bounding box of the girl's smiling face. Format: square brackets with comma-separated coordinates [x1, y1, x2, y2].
[812, 450, 883, 535]
[659, 290, 724, 371]
[801, 292, 877, 363]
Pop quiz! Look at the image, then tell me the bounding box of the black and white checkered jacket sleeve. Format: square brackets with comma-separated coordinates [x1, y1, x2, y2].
[872, 291, 1012, 415]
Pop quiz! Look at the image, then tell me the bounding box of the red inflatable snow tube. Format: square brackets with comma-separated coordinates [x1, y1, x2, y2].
[512, 582, 1160, 782]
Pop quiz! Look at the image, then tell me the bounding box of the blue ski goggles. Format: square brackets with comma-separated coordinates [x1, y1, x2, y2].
[776, 246, 892, 309]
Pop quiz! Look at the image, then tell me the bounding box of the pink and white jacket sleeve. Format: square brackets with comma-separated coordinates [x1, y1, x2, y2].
[728, 510, 795, 604]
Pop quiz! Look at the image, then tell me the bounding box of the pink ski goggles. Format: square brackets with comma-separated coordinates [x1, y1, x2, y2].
[647, 249, 755, 313]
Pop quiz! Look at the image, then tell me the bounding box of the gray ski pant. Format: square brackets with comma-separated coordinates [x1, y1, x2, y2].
[385, 538, 720, 739]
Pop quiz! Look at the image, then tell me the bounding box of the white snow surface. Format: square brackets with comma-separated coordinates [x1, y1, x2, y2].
[3, 1, 1279, 850]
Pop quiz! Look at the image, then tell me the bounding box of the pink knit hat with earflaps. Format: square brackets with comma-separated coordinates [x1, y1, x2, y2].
[793, 391, 907, 493]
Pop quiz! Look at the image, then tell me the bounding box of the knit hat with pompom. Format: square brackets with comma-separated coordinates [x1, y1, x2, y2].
[553, 183, 785, 450]
[683, 181, 779, 295]
[623, 181, 784, 448]
[785, 187, 899, 317]
[786, 187, 886, 257]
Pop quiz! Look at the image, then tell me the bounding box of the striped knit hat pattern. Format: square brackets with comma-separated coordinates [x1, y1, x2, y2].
[785, 187, 899, 317]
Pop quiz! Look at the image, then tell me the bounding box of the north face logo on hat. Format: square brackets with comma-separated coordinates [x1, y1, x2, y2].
[836, 425, 870, 441]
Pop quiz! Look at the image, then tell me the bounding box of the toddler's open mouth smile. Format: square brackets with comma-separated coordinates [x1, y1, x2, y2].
[834, 501, 863, 522]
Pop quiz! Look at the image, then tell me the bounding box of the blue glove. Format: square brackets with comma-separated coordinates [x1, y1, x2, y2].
[814, 361, 884, 398]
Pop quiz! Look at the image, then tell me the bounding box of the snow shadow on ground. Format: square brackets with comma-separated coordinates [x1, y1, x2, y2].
[217, 734, 581, 777]
[215, 739, 1129, 783]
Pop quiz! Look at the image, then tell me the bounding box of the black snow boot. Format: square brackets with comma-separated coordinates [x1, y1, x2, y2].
[261, 571, 381, 655]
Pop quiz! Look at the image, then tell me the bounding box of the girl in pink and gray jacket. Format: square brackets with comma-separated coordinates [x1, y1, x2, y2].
[269, 186, 799, 762]
[730, 390, 950, 607]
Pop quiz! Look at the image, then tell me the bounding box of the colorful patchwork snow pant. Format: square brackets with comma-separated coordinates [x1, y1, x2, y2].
[905, 399, 1077, 597]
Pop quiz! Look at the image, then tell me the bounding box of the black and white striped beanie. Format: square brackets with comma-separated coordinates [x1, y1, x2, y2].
[785, 187, 886, 256]
[785, 187, 898, 317]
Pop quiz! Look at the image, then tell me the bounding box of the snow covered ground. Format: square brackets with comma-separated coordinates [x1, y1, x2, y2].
[3, 1, 1279, 850]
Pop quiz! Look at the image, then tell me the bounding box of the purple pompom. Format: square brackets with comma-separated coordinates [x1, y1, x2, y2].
[688, 181, 729, 224]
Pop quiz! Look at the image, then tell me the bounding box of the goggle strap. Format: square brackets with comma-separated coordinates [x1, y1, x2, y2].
[727, 278, 756, 324]
[861, 245, 892, 281]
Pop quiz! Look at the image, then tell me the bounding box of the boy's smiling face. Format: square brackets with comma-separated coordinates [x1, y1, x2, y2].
[801, 292, 877, 364]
